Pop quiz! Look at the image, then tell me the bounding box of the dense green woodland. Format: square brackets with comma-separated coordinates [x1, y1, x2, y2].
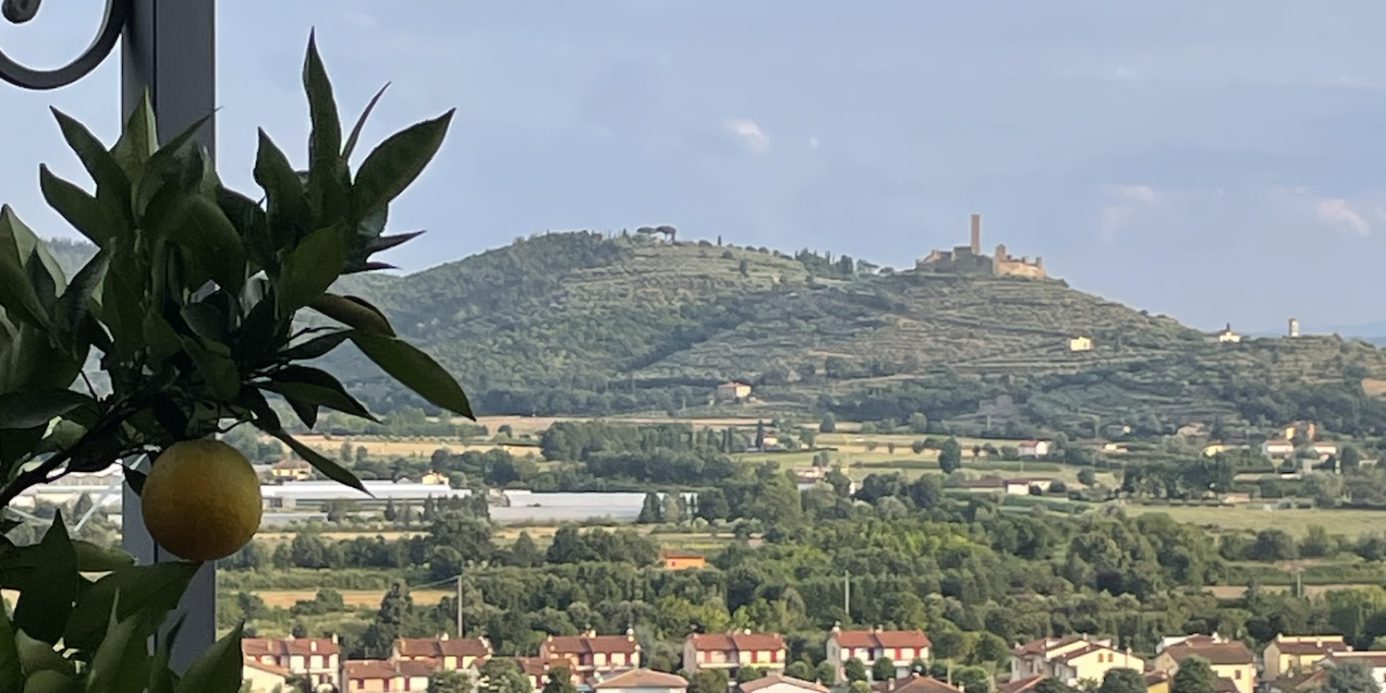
[48, 233, 1386, 438]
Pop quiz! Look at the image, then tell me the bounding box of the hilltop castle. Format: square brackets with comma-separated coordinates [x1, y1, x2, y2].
[915, 214, 1047, 279]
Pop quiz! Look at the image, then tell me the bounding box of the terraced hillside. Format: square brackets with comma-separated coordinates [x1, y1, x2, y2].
[43, 232, 1386, 436]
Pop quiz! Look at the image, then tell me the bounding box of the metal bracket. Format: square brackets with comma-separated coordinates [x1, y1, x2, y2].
[0, 0, 131, 90]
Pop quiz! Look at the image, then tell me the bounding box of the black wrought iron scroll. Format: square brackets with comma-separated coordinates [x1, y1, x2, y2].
[0, 0, 131, 89]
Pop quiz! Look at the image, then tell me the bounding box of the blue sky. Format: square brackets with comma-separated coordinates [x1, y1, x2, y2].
[1, 2, 1384, 332]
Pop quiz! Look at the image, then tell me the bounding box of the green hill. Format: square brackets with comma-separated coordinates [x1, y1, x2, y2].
[43, 232, 1386, 438]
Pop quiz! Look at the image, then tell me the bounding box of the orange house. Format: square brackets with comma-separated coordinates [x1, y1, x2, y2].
[662, 552, 708, 571]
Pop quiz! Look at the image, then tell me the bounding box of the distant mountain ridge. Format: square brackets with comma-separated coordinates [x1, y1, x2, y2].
[43, 233, 1386, 435]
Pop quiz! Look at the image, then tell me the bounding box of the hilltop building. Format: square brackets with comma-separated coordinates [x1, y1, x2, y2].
[1215, 324, 1242, 344]
[1289, 318, 1301, 338]
[716, 380, 752, 402]
[915, 214, 1047, 279]
[1068, 336, 1094, 352]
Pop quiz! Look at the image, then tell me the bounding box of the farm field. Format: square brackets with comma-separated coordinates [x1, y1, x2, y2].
[255, 588, 452, 609]
[1127, 505, 1386, 538]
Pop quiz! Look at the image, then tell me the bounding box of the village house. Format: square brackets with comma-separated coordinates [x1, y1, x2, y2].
[872, 675, 963, 693]
[1215, 324, 1242, 344]
[683, 630, 787, 675]
[516, 657, 582, 692]
[391, 634, 491, 672]
[271, 457, 313, 481]
[716, 381, 753, 402]
[592, 668, 689, 693]
[1017, 441, 1053, 459]
[662, 552, 708, 571]
[827, 626, 931, 682]
[241, 658, 294, 693]
[740, 673, 830, 693]
[1145, 671, 1171, 693]
[1261, 441, 1296, 459]
[998, 675, 1044, 693]
[1011, 635, 1143, 687]
[243, 636, 341, 690]
[539, 630, 641, 683]
[1153, 640, 1256, 693]
[1320, 653, 1386, 689]
[1263, 635, 1351, 680]
[343, 659, 433, 692]
[1068, 336, 1094, 352]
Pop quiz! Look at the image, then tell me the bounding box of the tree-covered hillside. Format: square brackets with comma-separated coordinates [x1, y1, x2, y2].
[45, 232, 1386, 437]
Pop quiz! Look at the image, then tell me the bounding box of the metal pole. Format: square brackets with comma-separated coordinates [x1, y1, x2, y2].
[456, 576, 463, 637]
[120, 0, 217, 673]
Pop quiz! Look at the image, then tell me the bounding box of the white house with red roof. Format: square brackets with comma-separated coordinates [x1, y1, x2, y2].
[243, 636, 341, 690]
[740, 673, 830, 693]
[241, 657, 294, 693]
[391, 634, 492, 672]
[827, 626, 931, 683]
[539, 629, 642, 683]
[683, 630, 787, 674]
[593, 668, 689, 693]
[342, 659, 433, 692]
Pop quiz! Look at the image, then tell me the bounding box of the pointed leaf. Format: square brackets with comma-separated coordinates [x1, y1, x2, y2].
[85, 592, 151, 693]
[303, 32, 348, 227]
[276, 225, 344, 317]
[279, 330, 352, 361]
[0, 390, 93, 430]
[20, 668, 77, 692]
[174, 623, 244, 693]
[351, 110, 454, 219]
[261, 365, 375, 420]
[149, 194, 247, 293]
[50, 107, 130, 205]
[63, 562, 199, 653]
[268, 428, 369, 495]
[14, 515, 77, 644]
[253, 129, 308, 251]
[38, 167, 117, 246]
[343, 83, 390, 160]
[146, 616, 183, 693]
[309, 294, 394, 336]
[351, 332, 472, 418]
[112, 93, 157, 177]
[0, 209, 51, 330]
[72, 541, 134, 573]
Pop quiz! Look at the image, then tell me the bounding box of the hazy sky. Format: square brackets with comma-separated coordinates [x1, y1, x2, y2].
[1, 2, 1383, 332]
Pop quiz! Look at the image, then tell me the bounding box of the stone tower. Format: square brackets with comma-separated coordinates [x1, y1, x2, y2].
[1288, 318, 1300, 338]
[970, 214, 981, 256]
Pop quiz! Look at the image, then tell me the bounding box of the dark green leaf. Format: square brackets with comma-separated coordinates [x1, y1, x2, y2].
[283, 394, 318, 429]
[53, 248, 109, 347]
[351, 109, 454, 219]
[180, 337, 241, 400]
[179, 302, 228, 345]
[0, 600, 20, 686]
[38, 166, 117, 246]
[343, 83, 390, 161]
[112, 92, 156, 177]
[0, 391, 92, 430]
[217, 187, 273, 272]
[174, 622, 244, 693]
[19, 667, 77, 691]
[62, 562, 198, 654]
[276, 225, 344, 317]
[72, 541, 134, 573]
[14, 515, 77, 644]
[85, 592, 151, 693]
[268, 429, 369, 495]
[49, 107, 130, 209]
[253, 129, 308, 251]
[262, 365, 375, 420]
[303, 32, 348, 228]
[23, 250, 57, 317]
[279, 330, 352, 361]
[309, 294, 395, 336]
[150, 194, 247, 293]
[146, 616, 183, 693]
[351, 332, 473, 418]
[0, 208, 51, 330]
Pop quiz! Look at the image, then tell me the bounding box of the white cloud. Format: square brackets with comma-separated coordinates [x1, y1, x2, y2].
[723, 118, 770, 154]
[1316, 198, 1370, 236]
[1098, 184, 1156, 239]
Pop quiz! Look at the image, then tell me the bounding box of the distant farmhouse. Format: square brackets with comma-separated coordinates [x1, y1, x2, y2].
[916, 214, 1047, 279]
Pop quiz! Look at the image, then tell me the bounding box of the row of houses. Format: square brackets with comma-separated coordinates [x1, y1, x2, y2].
[241, 626, 930, 692]
[240, 627, 1386, 693]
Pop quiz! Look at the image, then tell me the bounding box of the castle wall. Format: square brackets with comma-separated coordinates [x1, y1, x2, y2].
[994, 259, 1046, 279]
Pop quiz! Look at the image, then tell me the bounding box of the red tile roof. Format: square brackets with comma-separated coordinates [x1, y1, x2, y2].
[344, 659, 434, 681]
[832, 629, 931, 649]
[1163, 642, 1254, 666]
[1213, 678, 1238, 693]
[546, 633, 640, 656]
[998, 676, 1044, 693]
[594, 669, 689, 689]
[395, 636, 490, 659]
[516, 657, 579, 677]
[1327, 653, 1386, 668]
[873, 677, 962, 693]
[688, 632, 787, 653]
[243, 637, 340, 657]
[1013, 636, 1083, 657]
[741, 674, 829, 693]
[242, 657, 291, 677]
[1272, 637, 1350, 656]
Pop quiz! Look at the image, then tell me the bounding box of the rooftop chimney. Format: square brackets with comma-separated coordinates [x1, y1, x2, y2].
[970, 214, 981, 255]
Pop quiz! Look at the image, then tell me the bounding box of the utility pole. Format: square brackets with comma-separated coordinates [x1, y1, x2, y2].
[457, 575, 464, 637]
[843, 571, 851, 619]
